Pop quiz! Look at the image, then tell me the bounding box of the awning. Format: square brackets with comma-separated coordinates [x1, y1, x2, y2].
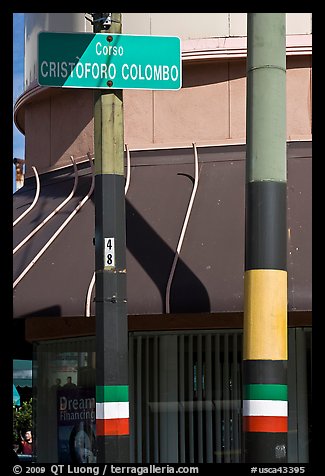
[13, 142, 312, 319]
[13, 384, 21, 406]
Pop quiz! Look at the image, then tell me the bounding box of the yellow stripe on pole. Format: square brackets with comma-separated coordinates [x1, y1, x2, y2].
[94, 91, 125, 176]
[243, 269, 287, 360]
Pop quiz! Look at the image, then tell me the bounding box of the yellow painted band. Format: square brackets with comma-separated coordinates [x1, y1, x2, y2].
[94, 92, 125, 176]
[243, 269, 287, 360]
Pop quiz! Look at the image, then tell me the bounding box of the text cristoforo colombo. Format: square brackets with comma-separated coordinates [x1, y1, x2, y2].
[40, 60, 180, 82]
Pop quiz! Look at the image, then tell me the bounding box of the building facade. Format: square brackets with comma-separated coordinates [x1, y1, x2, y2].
[13, 13, 312, 463]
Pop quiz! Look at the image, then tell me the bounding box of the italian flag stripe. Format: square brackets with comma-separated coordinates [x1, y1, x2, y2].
[96, 385, 129, 403]
[96, 418, 129, 436]
[96, 386, 130, 436]
[96, 402, 129, 420]
[243, 416, 287, 433]
[243, 384, 287, 401]
[243, 399, 287, 416]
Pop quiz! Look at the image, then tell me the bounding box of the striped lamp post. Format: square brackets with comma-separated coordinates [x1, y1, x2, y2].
[243, 13, 288, 463]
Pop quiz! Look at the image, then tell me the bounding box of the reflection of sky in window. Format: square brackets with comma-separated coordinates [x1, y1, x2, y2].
[13, 369, 32, 379]
[49, 352, 79, 371]
[13, 359, 32, 386]
[13, 13, 25, 192]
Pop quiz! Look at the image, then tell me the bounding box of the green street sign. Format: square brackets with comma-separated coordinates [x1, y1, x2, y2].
[38, 32, 182, 90]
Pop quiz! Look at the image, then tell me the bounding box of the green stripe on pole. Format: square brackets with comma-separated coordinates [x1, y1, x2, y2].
[96, 385, 129, 403]
[244, 384, 287, 401]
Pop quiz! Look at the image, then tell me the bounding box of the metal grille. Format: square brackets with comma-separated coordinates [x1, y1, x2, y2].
[129, 330, 243, 463]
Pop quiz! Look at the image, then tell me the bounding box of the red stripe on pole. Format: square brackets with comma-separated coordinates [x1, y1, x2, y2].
[96, 418, 129, 436]
[243, 415, 288, 433]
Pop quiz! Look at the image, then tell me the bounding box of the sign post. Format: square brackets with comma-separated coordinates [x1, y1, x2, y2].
[37, 20, 182, 462]
[91, 13, 129, 463]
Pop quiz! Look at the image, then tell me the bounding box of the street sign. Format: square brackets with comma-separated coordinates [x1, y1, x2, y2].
[38, 32, 181, 90]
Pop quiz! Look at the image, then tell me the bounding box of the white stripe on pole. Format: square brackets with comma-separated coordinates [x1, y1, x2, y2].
[96, 402, 129, 420]
[243, 400, 288, 417]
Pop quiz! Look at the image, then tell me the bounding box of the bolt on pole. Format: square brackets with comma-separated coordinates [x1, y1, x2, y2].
[243, 13, 288, 463]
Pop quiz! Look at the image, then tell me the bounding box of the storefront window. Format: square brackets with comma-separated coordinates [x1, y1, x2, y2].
[33, 329, 311, 463]
[33, 337, 96, 463]
[129, 329, 312, 463]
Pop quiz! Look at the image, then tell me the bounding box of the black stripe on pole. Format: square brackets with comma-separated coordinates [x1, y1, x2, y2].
[95, 172, 129, 461]
[244, 433, 288, 463]
[245, 181, 287, 271]
[243, 360, 287, 385]
[95, 174, 127, 273]
[95, 174, 128, 384]
[95, 289, 128, 383]
[95, 174, 128, 380]
[97, 437, 130, 464]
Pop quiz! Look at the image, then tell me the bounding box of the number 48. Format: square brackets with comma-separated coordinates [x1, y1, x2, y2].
[104, 238, 115, 267]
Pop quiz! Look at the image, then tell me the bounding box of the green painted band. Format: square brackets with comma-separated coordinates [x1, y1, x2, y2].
[96, 385, 129, 403]
[244, 384, 287, 401]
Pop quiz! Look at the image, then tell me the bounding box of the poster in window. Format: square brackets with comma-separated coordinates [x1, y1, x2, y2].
[57, 387, 96, 463]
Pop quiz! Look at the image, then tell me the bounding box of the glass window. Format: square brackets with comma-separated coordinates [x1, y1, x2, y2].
[33, 337, 96, 463]
[129, 328, 312, 463]
[33, 328, 311, 463]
